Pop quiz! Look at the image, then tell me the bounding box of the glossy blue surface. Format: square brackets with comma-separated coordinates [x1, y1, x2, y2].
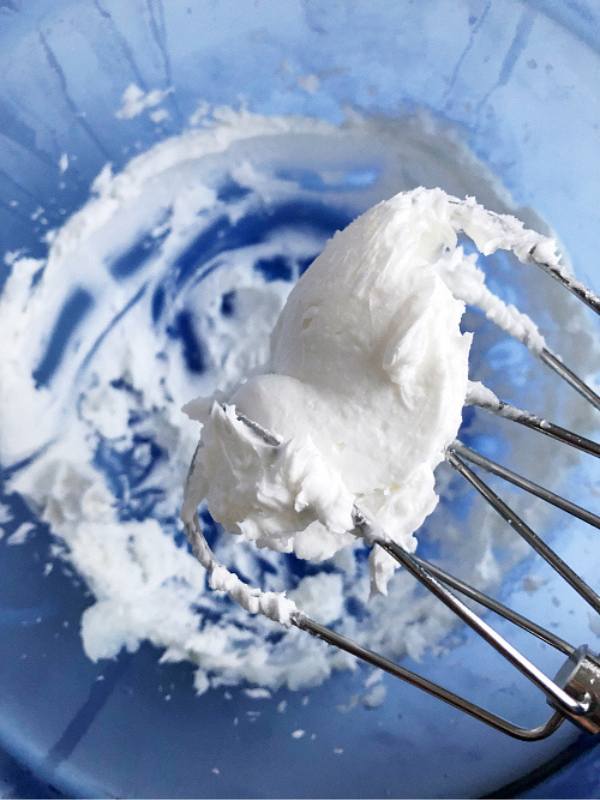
[2, 1, 600, 796]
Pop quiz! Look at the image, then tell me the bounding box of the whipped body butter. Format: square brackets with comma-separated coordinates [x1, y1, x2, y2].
[182, 186, 561, 621]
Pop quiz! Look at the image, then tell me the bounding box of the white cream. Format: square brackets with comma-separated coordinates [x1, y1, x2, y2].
[115, 84, 174, 120]
[184, 188, 474, 595]
[182, 187, 565, 607]
[182, 404, 355, 554]
[185, 510, 298, 626]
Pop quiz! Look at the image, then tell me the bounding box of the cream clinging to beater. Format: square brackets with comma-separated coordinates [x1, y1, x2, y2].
[183, 188, 475, 597]
[183, 187, 560, 608]
[183, 186, 600, 740]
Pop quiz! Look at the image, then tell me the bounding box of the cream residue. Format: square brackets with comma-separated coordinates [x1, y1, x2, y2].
[115, 84, 174, 120]
[1, 107, 592, 694]
[185, 509, 298, 627]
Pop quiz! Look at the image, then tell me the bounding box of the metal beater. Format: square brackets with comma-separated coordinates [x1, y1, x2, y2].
[186, 247, 600, 741]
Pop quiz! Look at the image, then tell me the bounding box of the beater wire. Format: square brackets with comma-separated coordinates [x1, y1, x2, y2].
[450, 441, 600, 529]
[446, 450, 600, 615]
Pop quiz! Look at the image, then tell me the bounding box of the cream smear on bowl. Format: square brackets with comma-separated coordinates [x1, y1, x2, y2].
[1, 108, 597, 695]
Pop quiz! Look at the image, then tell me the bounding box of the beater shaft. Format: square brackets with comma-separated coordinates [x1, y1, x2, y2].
[528, 249, 600, 317]
[540, 349, 600, 411]
[409, 553, 574, 656]
[474, 400, 600, 458]
[451, 441, 600, 530]
[350, 508, 589, 715]
[292, 612, 565, 740]
[446, 450, 600, 614]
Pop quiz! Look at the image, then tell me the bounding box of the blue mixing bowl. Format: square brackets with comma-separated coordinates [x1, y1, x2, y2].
[2, 1, 600, 796]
